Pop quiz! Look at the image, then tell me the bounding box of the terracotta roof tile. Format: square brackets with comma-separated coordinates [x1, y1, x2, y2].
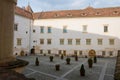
[33, 7, 120, 19]
[15, 6, 33, 19]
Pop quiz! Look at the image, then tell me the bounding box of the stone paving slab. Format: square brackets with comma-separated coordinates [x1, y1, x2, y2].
[27, 72, 56, 80]
[26, 63, 70, 77]
[65, 67, 100, 80]
[22, 68, 34, 75]
[104, 75, 114, 80]
[17, 56, 116, 80]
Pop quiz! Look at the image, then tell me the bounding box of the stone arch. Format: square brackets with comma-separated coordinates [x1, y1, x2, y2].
[88, 49, 96, 57]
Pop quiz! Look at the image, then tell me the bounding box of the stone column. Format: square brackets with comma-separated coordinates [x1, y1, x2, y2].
[0, 0, 17, 64]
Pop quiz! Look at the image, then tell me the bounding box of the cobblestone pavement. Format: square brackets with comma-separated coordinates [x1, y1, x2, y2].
[17, 55, 116, 80]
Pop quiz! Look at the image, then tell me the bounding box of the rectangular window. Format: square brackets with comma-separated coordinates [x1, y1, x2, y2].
[98, 39, 102, 45]
[17, 38, 22, 46]
[48, 27, 51, 33]
[83, 25, 87, 33]
[40, 26, 44, 33]
[86, 39, 91, 45]
[68, 39, 72, 45]
[59, 50, 62, 55]
[48, 50, 51, 54]
[40, 50, 43, 54]
[47, 39, 51, 45]
[104, 26, 108, 32]
[33, 29, 35, 33]
[60, 39, 64, 45]
[74, 50, 77, 55]
[63, 26, 67, 33]
[109, 51, 113, 56]
[102, 51, 106, 56]
[109, 39, 114, 45]
[76, 39, 80, 45]
[40, 39, 44, 44]
[79, 51, 82, 55]
[14, 23, 18, 31]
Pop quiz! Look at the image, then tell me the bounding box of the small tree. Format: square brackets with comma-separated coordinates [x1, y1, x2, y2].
[80, 64, 85, 76]
[66, 57, 71, 65]
[35, 57, 39, 66]
[94, 56, 97, 63]
[88, 58, 93, 68]
[55, 64, 60, 71]
[49, 56, 54, 62]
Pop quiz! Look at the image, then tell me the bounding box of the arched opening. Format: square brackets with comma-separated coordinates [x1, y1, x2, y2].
[88, 49, 96, 58]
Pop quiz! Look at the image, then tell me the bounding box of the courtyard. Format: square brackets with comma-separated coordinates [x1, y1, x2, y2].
[17, 55, 116, 80]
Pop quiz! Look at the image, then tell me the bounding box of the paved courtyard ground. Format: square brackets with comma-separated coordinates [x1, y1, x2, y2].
[17, 55, 116, 80]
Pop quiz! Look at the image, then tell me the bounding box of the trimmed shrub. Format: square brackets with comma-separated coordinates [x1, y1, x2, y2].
[80, 64, 85, 76]
[66, 57, 71, 65]
[49, 56, 54, 62]
[55, 64, 60, 71]
[35, 57, 39, 66]
[88, 58, 93, 68]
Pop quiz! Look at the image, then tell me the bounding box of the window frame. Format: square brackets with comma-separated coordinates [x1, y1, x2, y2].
[86, 39, 91, 45]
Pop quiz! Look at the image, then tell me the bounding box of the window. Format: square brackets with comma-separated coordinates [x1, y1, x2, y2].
[40, 50, 43, 54]
[104, 26, 108, 32]
[82, 25, 87, 33]
[79, 51, 82, 55]
[109, 39, 114, 45]
[76, 39, 80, 45]
[40, 39, 44, 44]
[81, 13, 87, 16]
[102, 51, 106, 56]
[60, 39, 64, 45]
[48, 27, 51, 33]
[54, 14, 59, 17]
[40, 26, 44, 33]
[68, 39, 72, 45]
[14, 23, 18, 31]
[86, 39, 91, 45]
[33, 29, 35, 33]
[109, 51, 113, 56]
[95, 12, 101, 15]
[74, 50, 77, 55]
[63, 26, 67, 33]
[67, 13, 72, 17]
[47, 39, 51, 45]
[17, 38, 22, 46]
[113, 11, 119, 14]
[98, 39, 102, 45]
[26, 31, 28, 34]
[48, 50, 51, 54]
[59, 50, 62, 55]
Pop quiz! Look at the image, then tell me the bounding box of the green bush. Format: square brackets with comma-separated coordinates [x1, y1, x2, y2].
[35, 57, 39, 66]
[49, 56, 54, 62]
[80, 64, 85, 76]
[66, 57, 71, 64]
[88, 58, 93, 68]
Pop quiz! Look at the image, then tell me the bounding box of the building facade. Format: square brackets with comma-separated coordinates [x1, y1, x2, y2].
[14, 6, 120, 57]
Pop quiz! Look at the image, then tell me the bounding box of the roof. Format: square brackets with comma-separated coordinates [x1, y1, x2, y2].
[25, 5, 33, 13]
[33, 7, 120, 19]
[15, 6, 33, 19]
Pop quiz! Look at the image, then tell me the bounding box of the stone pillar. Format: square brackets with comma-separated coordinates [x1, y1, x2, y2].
[0, 0, 17, 64]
